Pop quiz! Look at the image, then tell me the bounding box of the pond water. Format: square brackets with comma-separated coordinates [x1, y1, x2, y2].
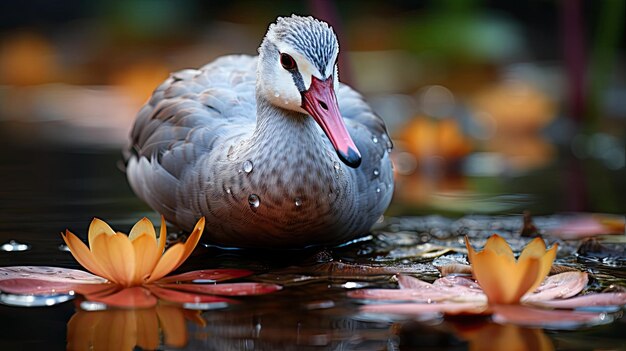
[0, 140, 624, 350]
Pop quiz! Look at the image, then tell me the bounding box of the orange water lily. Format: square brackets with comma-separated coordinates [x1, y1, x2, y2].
[62, 216, 204, 287]
[465, 234, 557, 304]
[0, 217, 281, 308]
[350, 234, 626, 329]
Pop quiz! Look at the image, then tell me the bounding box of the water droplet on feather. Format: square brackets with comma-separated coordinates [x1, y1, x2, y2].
[248, 194, 260, 208]
[243, 160, 253, 173]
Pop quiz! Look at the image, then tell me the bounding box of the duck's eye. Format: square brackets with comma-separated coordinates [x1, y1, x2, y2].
[280, 53, 297, 70]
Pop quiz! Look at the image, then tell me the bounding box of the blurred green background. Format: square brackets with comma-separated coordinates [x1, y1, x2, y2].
[0, 0, 624, 216]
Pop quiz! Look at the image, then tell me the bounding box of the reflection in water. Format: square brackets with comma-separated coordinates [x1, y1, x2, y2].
[67, 304, 203, 350]
[186, 309, 394, 350]
[451, 321, 554, 351]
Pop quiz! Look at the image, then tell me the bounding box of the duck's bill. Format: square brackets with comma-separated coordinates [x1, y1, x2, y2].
[302, 76, 362, 168]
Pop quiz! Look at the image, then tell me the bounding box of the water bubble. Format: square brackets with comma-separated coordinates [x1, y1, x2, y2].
[376, 187, 381, 193]
[373, 168, 380, 177]
[372, 135, 379, 144]
[333, 162, 340, 171]
[248, 194, 260, 208]
[242, 160, 253, 173]
[294, 198, 302, 207]
[79, 301, 107, 311]
[1, 240, 30, 252]
[274, 91, 280, 98]
[225, 187, 232, 194]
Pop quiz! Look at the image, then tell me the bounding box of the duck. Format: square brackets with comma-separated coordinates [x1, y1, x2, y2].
[125, 15, 394, 249]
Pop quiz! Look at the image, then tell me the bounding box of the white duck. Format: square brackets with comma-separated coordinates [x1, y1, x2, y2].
[125, 15, 394, 248]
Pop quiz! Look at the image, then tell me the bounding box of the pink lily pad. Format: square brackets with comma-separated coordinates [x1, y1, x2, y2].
[397, 274, 435, 289]
[491, 304, 613, 329]
[160, 282, 282, 296]
[0, 278, 106, 295]
[528, 292, 626, 309]
[348, 287, 454, 302]
[0, 266, 105, 284]
[157, 269, 253, 284]
[523, 272, 588, 303]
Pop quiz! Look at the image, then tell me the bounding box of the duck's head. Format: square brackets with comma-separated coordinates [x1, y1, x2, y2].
[258, 15, 361, 168]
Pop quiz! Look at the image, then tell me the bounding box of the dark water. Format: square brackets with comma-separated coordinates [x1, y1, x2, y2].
[0, 140, 624, 350]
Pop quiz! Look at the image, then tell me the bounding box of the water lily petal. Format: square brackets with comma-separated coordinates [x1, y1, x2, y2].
[483, 234, 514, 259]
[527, 292, 626, 309]
[519, 238, 558, 293]
[491, 304, 613, 329]
[157, 269, 253, 284]
[131, 233, 160, 285]
[135, 308, 160, 350]
[147, 285, 233, 305]
[88, 217, 116, 248]
[146, 243, 185, 283]
[156, 305, 187, 348]
[523, 272, 588, 303]
[171, 217, 205, 271]
[62, 231, 114, 281]
[471, 248, 518, 304]
[128, 217, 156, 241]
[91, 233, 136, 286]
[360, 302, 489, 316]
[86, 286, 157, 308]
[157, 216, 167, 254]
[469, 234, 543, 304]
[519, 237, 547, 258]
[160, 282, 282, 296]
[508, 256, 542, 304]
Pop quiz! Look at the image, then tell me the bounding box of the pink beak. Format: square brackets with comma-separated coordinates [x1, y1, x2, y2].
[301, 76, 362, 168]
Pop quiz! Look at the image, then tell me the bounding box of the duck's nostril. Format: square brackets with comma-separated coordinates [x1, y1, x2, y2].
[318, 100, 328, 111]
